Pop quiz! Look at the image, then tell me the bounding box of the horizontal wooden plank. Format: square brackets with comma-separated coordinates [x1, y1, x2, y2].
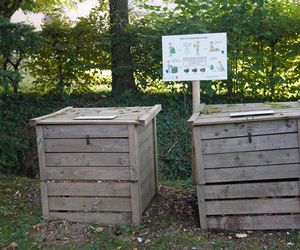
[48, 197, 131, 212]
[203, 133, 298, 154]
[50, 212, 131, 225]
[198, 119, 297, 139]
[206, 198, 300, 215]
[44, 139, 129, 153]
[207, 214, 300, 230]
[43, 125, 129, 138]
[45, 153, 129, 167]
[46, 167, 131, 181]
[204, 149, 299, 169]
[205, 164, 300, 183]
[47, 182, 131, 197]
[204, 181, 299, 199]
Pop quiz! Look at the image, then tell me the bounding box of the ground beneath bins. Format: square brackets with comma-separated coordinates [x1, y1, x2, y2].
[0, 175, 299, 249]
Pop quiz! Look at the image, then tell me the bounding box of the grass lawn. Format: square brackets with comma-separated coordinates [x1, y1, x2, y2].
[0, 174, 299, 249]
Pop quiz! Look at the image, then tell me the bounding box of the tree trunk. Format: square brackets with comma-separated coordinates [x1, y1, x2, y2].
[109, 0, 136, 94]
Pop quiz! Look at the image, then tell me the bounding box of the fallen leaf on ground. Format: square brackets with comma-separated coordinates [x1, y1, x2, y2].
[235, 233, 248, 238]
[95, 227, 104, 232]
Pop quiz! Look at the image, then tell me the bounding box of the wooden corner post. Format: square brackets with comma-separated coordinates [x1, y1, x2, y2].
[128, 125, 141, 226]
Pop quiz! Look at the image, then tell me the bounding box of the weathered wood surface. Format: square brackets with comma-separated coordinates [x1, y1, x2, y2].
[204, 181, 299, 199]
[45, 153, 130, 167]
[192, 103, 300, 230]
[203, 133, 298, 154]
[36, 126, 46, 180]
[140, 173, 156, 213]
[205, 164, 300, 183]
[137, 121, 156, 214]
[30, 106, 73, 127]
[48, 197, 131, 212]
[153, 117, 159, 192]
[194, 112, 300, 125]
[46, 167, 130, 180]
[197, 185, 207, 229]
[33, 106, 159, 125]
[50, 212, 131, 225]
[207, 215, 300, 230]
[43, 125, 129, 138]
[206, 198, 300, 215]
[139, 104, 161, 126]
[193, 127, 205, 184]
[44, 139, 129, 153]
[203, 149, 299, 169]
[47, 182, 131, 197]
[40, 183, 49, 219]
[199, 119, 297, 139]
[137, 122, 153, 145]
[129, 125, 141, 225]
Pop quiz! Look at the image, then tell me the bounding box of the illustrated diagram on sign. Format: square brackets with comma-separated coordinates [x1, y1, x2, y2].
[162, 33, 227, 81]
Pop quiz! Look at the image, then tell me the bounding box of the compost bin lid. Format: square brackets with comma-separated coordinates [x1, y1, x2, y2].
[30, 105, 161, 126]
[189, 102, 300, 125]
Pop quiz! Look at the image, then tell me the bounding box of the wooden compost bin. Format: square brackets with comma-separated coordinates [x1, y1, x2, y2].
[31, 105, 161, 225]
[189, 102, 300, 230]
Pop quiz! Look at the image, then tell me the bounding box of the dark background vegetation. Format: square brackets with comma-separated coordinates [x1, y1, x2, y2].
[1, 0, 300, 179]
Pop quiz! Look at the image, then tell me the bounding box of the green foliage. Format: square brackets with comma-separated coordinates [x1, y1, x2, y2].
[27, 13, 110, 94]
[129, 0, 300, 99]
[0, 16, 41, 94]
[0, 121, 27, 169]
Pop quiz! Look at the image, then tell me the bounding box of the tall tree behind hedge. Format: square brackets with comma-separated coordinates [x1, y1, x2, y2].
[109, 0, 136, 94]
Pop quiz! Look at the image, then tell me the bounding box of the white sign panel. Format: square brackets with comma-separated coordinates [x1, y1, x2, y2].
[162, 33, 227, 81]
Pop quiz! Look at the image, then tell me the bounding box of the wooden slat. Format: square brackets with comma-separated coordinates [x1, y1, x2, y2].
[197, 185, 207, 229]
[47, 182, 131, 197]
[139, 136, 154, 184]
[129, 125, 141, 225]
[45, 153, 129, 167]
[193, 127, 205, 184]
[204, 181, 299, 199]
[297, 119, 300, 196]
[206, 198, 300, 215]
[48, 197, 131, 212]
[36, 126, 46, 180]
[203, 133, 298, 154]
[46, 167, 130, 180]
[44, 138, 129, 153]
[39, 119, 140, 125]
[43, 125, 129, 138]
[199, 119, 297, 139]
[140, 174, 156, 213]
[40, 183, 49, 219]
[30, 106, 73, 126]
[204, 149, 299, 169]
[50, 212, 131, 225]
[207, 215, 300, 230]
[153, 117, 159, 193]
[205, 164, 300, 183]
